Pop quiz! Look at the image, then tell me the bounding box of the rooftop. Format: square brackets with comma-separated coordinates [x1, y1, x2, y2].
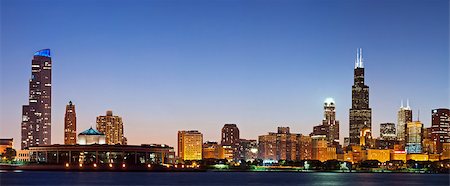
[34, 49, 51, 57]
[79, 127, 104, 135]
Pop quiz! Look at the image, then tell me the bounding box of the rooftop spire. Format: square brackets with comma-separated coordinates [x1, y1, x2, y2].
[401, 99, 404, 108]
[354, 48, 364, 68]
[359, 48, 364, 68]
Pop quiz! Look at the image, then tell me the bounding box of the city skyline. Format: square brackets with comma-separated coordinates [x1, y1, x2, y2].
[1, 0, 449, 150]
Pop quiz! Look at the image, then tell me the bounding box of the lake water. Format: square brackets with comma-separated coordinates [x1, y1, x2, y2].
[1, 171, 449, 185]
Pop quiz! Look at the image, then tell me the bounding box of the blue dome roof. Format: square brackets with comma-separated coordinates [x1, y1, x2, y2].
[79, 127, 104, 135]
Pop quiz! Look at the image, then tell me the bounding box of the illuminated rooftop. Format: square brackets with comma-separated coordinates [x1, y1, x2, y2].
[34, 49, 51, 57]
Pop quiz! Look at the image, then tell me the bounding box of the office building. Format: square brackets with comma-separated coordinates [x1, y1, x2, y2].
[178, 130, 203, 161]
[258, 127, 299, 161]
[238, 139, 258, 162]
[21, 49, 52, 149]
[96, 110, 126, 145]
[313, 98, 340, 146]
[397, 100, 412, 141]
[349, 48, 372, 145]
[406, 121, 423, 154]
[380, 123, 396, 140]
[221, 124, 240, 160]
[431, 108, 450, 154]
[64, 101, 77, 145]
[298, 135, 312, 160]
[202, 141, 220, 159]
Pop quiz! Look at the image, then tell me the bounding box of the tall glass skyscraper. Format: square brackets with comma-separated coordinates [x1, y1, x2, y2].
[349, 48, 372, 145]
[21, 49, 52, 149]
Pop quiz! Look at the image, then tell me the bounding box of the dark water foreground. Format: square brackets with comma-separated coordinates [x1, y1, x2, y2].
[1, 171, 449, 185]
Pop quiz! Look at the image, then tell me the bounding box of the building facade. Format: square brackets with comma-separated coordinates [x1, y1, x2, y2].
[397, 101, 412, 142]
[349, 48, 372, 145]
[77, 127, 106, 145]
[202, 141, 220, 159]
[313, 98, 340, 146]
[21, 49, 52, 149]
[96, 110, 125, 145]
[221, 124, 240, 160]
[177, 130, 203, 161]
[380, 123, 396, 140]
[258, 127, 299, 161]
[64, 101, 77, 145]
[431, 108, 450, 154]
[406, 121, 423, 154]
[238, 139, 258, 162]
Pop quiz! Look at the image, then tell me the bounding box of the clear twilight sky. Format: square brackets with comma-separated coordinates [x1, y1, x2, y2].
[0, 0, 448, 149]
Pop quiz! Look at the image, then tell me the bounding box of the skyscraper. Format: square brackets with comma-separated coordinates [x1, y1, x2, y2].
[380, 123, 396, 140]
[64, 101, 77, 145]
[21, 49, 52, 149]
[96, 110, 125, 145]
[349, 48, 372, 145]
[221, 124, 240, 146]
[431, 108, 450, 154]
[406, 121, 423, 154]
[178, 130, 203, 160]
[397, 100, 412, 141]
[313, 98, 340, 145]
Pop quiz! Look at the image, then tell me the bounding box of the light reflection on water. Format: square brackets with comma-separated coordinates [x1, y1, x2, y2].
[0, 171, 448, 185]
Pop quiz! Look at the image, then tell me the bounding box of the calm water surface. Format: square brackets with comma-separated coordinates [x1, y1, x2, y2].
[1, 171, 449, 185]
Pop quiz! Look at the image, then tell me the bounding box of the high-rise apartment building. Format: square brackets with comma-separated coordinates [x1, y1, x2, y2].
[221, 124, 240, 160]
[21, 49, 52, 149]
[298, 135, 312, 160]
[178, 130, 203, 160]
[238, 139, 258, 161]
[258, 127, 299, 161]
[313, 98, 340, 145]
[431, 108, 450, 154]
[349, 48, 372, 145]
[96, 110, 125, 145]
[64, 101, 77, 145]
[397, 100, 412, 141]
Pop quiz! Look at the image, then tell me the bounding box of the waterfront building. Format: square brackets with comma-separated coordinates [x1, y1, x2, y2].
[431, 108, 450, 154]
[442, 143, 450, 160]
[221, 124, 240, 160]
[349, 48, 372, 145]
[202, 141, 220, 159]
[237, 139, 258, 162]
[64, 101, 77, 145]
[365, 149, 390, 162]
[177, 130, 203, 161]
[15, 150, 30, 162]
[0, 138, 13, 154]
[96, 110, 126, 145]
[24, 144, 175, 166]
[298, 135, 312, 160]
[312, 98, 340, 146]
[77, 127, 106, 145]
[380, 123, 396, 140]
[258, 133, 277, 160]
[406, 121, 423, 154]
[257, 127, 299, 161]
[397, 100, 412, 142]
[422, 127, 436, 154]
[21, 49, 52, 149]
[390, 150, 407, 162]
[311, 135, 336, 162]
[219, 145, 234, 161]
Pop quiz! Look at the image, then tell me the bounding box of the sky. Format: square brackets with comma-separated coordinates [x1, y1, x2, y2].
[1, 0, 449, 149]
